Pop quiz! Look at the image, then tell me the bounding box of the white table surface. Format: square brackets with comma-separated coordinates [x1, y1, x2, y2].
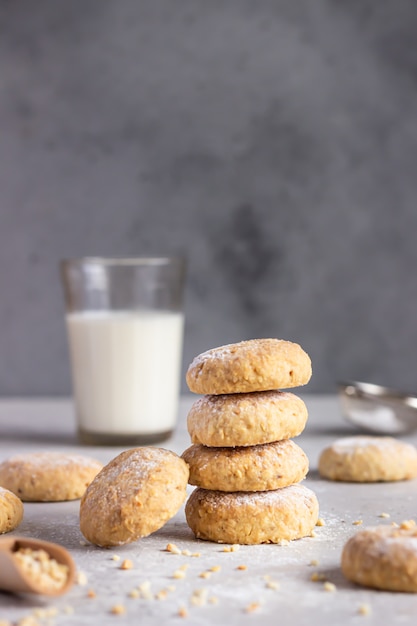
[0, 394, 417, 625]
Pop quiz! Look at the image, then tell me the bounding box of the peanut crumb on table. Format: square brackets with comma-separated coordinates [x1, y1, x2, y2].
[266, 580, 280, 590]
[76, 571, 88, 585]
[111, 554, 121, 561]
[87, 588, 96, 598]
[309, 559, 319, 566]
[237, 564, 247, 571]
[316, 518, 325, 526]
[245, 602, 261, 613]
[110, 604, 126, 615]
[378, 513, 390, 518]
[178, 606, 188, 618]
[120, 559, 133, 570]
[400, 519, 416, 530]
[190, 588, 208, 606]
[323, 582, 337, 592]
[166, 543, 181, 554]
[352, 520, 363, 526]
[358, 603, 372, 615]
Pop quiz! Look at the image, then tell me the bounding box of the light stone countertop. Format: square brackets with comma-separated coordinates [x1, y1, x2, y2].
[0, 395, 417, 625]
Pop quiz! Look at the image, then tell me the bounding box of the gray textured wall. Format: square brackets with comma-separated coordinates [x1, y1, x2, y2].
[1, 0, 417, 395]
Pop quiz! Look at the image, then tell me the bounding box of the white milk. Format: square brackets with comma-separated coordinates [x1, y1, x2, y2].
[66, 310, 184, 435]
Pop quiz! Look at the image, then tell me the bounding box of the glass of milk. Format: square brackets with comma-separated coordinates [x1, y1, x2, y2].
[60, 257, 186, 445]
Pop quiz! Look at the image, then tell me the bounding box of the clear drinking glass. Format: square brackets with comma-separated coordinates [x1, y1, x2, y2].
[60, 257, 186, 445]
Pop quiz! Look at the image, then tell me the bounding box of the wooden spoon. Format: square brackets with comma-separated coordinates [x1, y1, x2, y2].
[0, 536, 76, 596]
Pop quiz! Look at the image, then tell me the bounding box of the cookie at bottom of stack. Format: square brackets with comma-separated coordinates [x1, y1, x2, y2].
[185, 484, 319, 545]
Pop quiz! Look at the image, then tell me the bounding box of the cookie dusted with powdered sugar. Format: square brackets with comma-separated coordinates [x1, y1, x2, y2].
[0, 486, 23, 533]
[182, 439, 309, 492]
[186, 338, 312, 395]
[0, 452, 103, 502]
[318, 436, 417, 482]
[342, 524, 417, 592]
[80, 447, 189, 547]
[187, 390, 308, 447]
[185, 484, 319, 544]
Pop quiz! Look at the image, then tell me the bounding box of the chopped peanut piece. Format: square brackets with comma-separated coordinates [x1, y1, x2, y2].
[120, 559, 133, 570]
[400, 519, 416, 530]
[166, 543, 181, 554]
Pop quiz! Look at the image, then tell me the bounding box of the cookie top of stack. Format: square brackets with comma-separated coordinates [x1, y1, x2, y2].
[186, 338, 312, 395]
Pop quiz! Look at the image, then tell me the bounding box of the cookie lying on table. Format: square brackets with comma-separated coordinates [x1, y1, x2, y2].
[80, 447, 189, 547]
[0, 486, 23, 533]
[342, 523, 417, 592]
[318, 436, 417, 482]
[0, 452, 103, 501]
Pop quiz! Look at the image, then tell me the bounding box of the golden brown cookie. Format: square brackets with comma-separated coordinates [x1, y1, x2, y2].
[185, 484, 319, 544]
[187, 390, 308, 447]
[0, 486, 23, 534]
[182, 439, 309, 491]
[0, 452, 103, 502]
[341, 524, 417, 592]
[186, 338, 311, 395]
[318, 436, 417, 483]
[80, 447, 189, 547]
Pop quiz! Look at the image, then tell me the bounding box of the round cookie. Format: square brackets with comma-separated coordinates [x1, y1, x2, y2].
[0, 486, 23, 534]
[318, 436, 417, 483]
[0, 452, 103, 502]
[341, 525, 417, 592]
[187, 390, 308, 447]
[182, 440, 309, 492]
[186, 338, 311, 395]
[80, 447, 189, 547]
[185, 484, 319, 545]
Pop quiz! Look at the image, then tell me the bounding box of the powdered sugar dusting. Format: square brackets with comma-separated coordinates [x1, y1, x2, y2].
[1, 452, 102, 470]
[331, 436, 404, 454]
[192, 484, 316, 509]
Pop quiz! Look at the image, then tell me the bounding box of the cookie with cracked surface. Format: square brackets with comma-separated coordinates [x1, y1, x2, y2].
[185, 484, 319, 544]
[80, 447, 189, 547]
[318, 436, 417, 482]
[0, 452, 103, 502]
[0, 486, 23, 534]
[342, 524, 417, 592]
[182, 439, 309, 491]
[187, 390, 308, 447]
[186, 338, 311, 395]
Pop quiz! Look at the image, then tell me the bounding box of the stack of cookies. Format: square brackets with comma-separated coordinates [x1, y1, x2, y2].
[181, 338, 319, 545]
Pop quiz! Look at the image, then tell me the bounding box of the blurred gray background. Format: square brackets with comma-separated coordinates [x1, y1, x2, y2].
[1, 0, 417, 395]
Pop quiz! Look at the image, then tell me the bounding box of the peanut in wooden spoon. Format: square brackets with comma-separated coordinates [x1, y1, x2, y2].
[0, 536, 76, 595]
